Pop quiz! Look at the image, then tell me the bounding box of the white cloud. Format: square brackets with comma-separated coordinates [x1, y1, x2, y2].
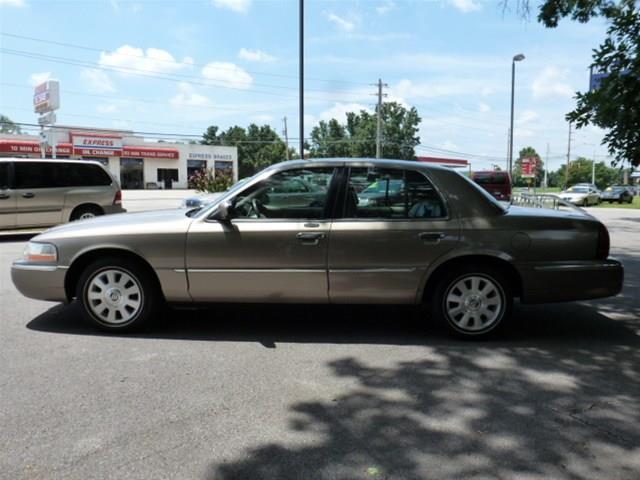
[201, 62, 252, 89]
[99, 45, 191, 76]
[28, 72, 51, 86]
[481, 86, 494, 97]
[376, 1, 395, 14]
[0, 0, 26, 6]
[211, 0, 250, 13]
[532, 66, 574, 100]
[319, 103, 371, 124]
[238, 48, 276, 63]
[439, 140, 460, 151]
[97, 104, 118, 113]
[253, 114, 274, 122]
[80, 68, 116, 93]
[517, 110, 539, 125]
[326, 12, 355, 32]
[170, 82, 210, 107]
[448, 0, 481, 13]
[478, 102, 491, 113]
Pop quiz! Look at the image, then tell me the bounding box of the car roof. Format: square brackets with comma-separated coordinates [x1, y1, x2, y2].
[266, 158, 451, 172]
[0, 157, 104, 165]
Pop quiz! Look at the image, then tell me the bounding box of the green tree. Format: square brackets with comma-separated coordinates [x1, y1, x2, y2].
[201, 124, 292, 178]
[555, 157, 621, 189]
[0, 114, 22, 134]
[514, 0, 640, 166]
[308, 102, 421, 160]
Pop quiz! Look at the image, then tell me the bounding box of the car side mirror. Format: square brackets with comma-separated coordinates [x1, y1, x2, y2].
[212, 200, 233, 222]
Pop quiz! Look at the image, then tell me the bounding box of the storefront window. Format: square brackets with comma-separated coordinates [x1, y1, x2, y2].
[157, 168, 179, 189]
[120, 158, 144, 189]
[214, 161, 233, 175]
[187, 159, 207, 183]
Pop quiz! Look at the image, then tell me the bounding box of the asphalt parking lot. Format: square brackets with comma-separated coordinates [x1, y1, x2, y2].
[1, 207, 639, 480]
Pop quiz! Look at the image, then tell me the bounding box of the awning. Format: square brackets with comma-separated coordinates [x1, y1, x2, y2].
[0, 140, 73, 155]
[122, 146, 179, 159]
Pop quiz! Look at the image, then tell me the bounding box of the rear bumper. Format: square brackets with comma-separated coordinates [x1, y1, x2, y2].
[11, 262, 68, 302]
[518, 259, 623, 304]
[104, 205, 126, 215]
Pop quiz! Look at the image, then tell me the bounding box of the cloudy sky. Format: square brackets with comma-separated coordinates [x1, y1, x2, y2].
[0, 0, 612, 170]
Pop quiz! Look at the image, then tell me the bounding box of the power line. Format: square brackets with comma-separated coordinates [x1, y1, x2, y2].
[0, 31, 371, 87]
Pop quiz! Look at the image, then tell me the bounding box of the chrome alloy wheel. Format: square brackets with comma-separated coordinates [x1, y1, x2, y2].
[86, 268, 143, 325]
[444, 275, 504, 332]
[79, 212, 96, 220]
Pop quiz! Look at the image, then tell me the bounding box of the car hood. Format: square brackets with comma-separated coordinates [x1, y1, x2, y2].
[560, 192, 587, 199]
[35, 209, 193, 242]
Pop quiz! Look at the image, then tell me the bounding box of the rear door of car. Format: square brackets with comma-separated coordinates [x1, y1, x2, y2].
[14, 161, 65, 227]
[0, 162, 16, 229]
[328, 164, 460, 304]
[186, 165, 340, 302]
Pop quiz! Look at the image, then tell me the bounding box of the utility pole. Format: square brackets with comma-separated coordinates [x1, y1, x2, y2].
[283, 117, 290, 160]
[565, 122, 572, 188]
[299, 0, 304, 159]
[506, 129, 510, 172]
[544, 142, 549, 190]
[592, 152, 596, 185]
[373, 78, 388, 159]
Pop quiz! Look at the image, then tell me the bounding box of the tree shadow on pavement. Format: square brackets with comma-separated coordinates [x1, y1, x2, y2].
[205, 324, 640, 479]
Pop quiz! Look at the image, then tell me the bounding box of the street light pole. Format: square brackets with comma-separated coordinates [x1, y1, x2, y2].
[299, 0, 304, 159]
[509, 53, 525, 179]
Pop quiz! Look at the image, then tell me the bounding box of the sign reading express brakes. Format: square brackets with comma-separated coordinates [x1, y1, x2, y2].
[72, 133, 123, 156]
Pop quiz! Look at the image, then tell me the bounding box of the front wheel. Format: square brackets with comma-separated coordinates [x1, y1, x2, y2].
[76, 258, 160, 332]
[430, 265, 513, 338]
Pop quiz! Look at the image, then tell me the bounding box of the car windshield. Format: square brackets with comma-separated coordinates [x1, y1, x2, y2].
[567, 187, 588, 193]
[457, 171, 506, 212]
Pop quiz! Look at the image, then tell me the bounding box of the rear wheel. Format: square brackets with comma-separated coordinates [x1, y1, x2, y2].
[430, 265, 512, 338]
[76, 258, 160, 332]
[71, 205, 103, 221]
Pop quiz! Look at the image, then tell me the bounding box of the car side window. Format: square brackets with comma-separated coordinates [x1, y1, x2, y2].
[232, 167, 336, 220]
[13, 162, 59, 189]
[345, 167, 446, 219]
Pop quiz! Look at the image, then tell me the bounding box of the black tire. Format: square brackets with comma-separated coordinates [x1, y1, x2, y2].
[76, 257, 160, 332]
[430, 264, 513, 339]
[71, 205, 104, 221]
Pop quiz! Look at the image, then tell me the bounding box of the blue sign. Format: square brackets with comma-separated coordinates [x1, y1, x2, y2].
[589, 67, 631, 91]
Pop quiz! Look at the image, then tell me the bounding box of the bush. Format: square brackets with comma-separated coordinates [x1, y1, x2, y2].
[188, 169, 233, 192]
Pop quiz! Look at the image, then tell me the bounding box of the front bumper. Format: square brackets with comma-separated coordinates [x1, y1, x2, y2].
[518, 259, 624, 304]
[11, 262, 69, 302]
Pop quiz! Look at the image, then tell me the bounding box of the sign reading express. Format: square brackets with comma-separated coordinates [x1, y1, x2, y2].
[72, 134, 123, 156]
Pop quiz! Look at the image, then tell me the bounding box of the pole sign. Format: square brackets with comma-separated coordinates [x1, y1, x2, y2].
[589, 67, 631, 92]
[521, 157, 537, 178]
[33, 80, 60, 114]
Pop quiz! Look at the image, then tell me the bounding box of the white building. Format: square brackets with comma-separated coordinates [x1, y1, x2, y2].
[0, 126, 238, 189]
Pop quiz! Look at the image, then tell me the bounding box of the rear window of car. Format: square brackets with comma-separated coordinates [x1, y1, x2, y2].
[12, 161, 112, 188]
[472, 172, 509, 185]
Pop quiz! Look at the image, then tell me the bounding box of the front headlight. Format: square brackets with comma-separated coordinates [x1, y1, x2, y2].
[23, 242, 58, 263]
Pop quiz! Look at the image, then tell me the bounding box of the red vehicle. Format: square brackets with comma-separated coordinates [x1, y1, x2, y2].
[471, 171, 512, 201]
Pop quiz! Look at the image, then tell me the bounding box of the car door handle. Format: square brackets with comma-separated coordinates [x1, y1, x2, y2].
[419, 232, 446, 243]
[22, 192, 35, 199]
[296, 232, 325, 245]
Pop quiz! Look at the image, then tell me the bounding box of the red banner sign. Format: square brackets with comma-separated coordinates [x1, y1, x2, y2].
[0, 140, 72, 155]
[122, 146, 179, 159]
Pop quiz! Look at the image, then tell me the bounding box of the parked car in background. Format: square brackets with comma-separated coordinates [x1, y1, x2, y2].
[601, 185, 634, 204]
[559, 185, 600, 206]
[471, 171, 511, 201]
[12, 158, 623, 339]
[0, 158, 125, 230]
[181, 192, 223, 209]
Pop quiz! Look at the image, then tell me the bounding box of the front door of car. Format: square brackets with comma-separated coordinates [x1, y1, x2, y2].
[14, 161, 65, 227]
[0, 162, 16, 229]
[186, 166, 339, 302]
[328, 166, 460, 304]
